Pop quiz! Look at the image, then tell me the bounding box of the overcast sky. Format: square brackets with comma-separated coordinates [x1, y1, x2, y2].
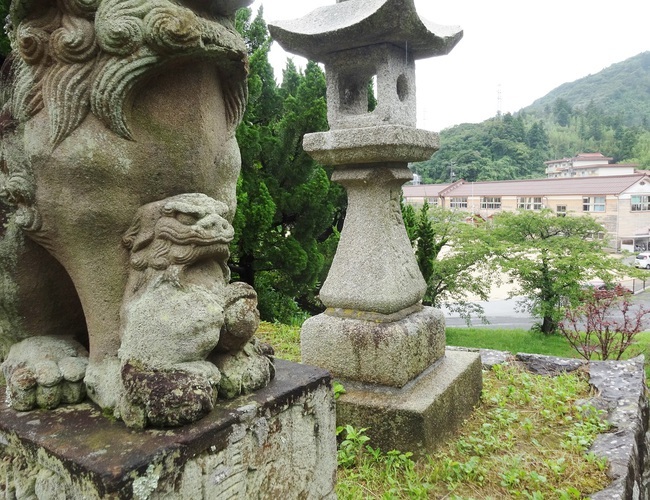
[250, 0, 650, 131]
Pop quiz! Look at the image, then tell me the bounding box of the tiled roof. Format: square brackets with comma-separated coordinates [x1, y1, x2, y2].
[402, 184, 451, 197]
[575, 152, 611, 159]
[403, 175, 649, 198]
[544, 152, 613, 164]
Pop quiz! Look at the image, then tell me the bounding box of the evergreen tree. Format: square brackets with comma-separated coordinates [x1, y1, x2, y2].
[414, 201, 435, 286]
[553, 98, 573, 127]
[232, 8, 345, 322]
[403, 203, 494, 320]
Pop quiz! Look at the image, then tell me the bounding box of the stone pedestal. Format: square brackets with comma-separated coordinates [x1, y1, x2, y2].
[336, 349, 482, 458]
[303, 307, 482, 456]
[302, 306, 446, 387]
[0, 361, 336, 499]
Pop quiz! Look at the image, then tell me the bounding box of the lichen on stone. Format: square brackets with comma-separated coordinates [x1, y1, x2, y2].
[131, 463, 161, 500]
[0, 220, 27, 371]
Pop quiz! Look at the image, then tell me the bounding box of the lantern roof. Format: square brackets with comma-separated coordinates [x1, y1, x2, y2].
[269, 0, 462, 62]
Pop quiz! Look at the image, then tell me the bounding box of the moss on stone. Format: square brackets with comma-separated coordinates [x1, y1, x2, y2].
[0, 217, 26, 373]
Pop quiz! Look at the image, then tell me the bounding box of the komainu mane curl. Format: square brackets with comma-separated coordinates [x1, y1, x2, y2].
[6, 0, 249, 145]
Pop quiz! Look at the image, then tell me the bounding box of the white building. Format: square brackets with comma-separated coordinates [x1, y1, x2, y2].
[545, 152, 637, 178]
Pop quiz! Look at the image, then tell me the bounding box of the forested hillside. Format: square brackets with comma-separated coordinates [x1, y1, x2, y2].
[525, 52, 650, 128]
[412, 52, 650, 184]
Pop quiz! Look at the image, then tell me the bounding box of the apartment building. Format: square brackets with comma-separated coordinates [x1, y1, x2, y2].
[545, 152, 637, 178]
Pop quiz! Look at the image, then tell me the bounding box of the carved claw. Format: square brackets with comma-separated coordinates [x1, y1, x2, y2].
[119, 360, 221, 429]
[2, 337, 89, 410]
[217, 282, 260, 352]
[210, 339, 274, 400]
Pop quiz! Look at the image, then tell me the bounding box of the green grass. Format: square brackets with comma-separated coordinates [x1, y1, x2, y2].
[256, 320, 647, 498]
[337, 364, 610, 499]
[257, 321, 301, 362]
[447, 327, 650, 378]
[447, 328, 578, 358]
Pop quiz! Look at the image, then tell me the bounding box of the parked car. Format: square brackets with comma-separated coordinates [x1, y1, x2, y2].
[580, 280, 632, 294]
[634, 252, 650, 269]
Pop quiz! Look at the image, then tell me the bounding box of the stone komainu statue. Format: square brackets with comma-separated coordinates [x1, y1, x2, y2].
[0, 0, 273, 428]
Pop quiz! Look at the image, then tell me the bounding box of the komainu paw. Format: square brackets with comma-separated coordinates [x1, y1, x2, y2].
[211, 340, 275, 400]
[2, 337, 89, 410]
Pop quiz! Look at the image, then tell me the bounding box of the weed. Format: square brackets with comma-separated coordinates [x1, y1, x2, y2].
[336, 365, 610, 498]
[333, 381, 346, 400]
[336, 425, 370, 468]
[259, 322, 615, 498]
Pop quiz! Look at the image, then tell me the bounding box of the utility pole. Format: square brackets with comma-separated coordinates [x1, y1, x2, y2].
[497, 84, 502, 118]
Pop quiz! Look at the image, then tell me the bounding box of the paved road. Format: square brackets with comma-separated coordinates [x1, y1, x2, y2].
[442, 297, 534, 329]
[442, 290, 650, 329]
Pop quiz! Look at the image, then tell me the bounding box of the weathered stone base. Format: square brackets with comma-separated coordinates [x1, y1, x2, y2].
[302, 306, 446, 387]
[336, 349, 482, 457]
[0, 360, 336, 499]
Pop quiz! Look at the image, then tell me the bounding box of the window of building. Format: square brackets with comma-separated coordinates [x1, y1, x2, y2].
[449, 197, 468, 209]
[517, 197, 543, 210]
[427, 197, 438, 206]
[583, 196, 605, 212]
[556, 205, 567, 217]
[481, 197, 501, 209]
[631, 195, 650, 211]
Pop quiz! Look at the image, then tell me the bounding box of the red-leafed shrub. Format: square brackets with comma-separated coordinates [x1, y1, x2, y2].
[559, 286, 650, 360]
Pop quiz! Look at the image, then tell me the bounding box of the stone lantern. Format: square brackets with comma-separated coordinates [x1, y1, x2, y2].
[270, 0, 482, 455]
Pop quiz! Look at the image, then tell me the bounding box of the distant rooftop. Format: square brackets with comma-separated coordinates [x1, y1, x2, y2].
[544, 152, 613, 165]
[403, 174, 650, 197]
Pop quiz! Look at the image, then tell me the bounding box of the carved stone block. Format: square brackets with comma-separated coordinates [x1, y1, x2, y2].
[0, 361, 336, 499]
[302, 306, 446, 387]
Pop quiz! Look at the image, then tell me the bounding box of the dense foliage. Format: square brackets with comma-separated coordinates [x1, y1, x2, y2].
[0, 0, 10, 63]
[232, 8, 345, 322]
[403, 205, 634, 334]
[412, 52, 650, 183]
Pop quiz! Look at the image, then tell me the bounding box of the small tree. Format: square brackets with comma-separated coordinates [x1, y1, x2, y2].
[559, 286, 650, 360]
[404, 203, 494, 321]
[490, 209, 631, 335]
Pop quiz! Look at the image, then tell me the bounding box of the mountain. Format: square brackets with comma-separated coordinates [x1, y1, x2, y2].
[522, 52, 650, 128]
[411, 52, 650, 183]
